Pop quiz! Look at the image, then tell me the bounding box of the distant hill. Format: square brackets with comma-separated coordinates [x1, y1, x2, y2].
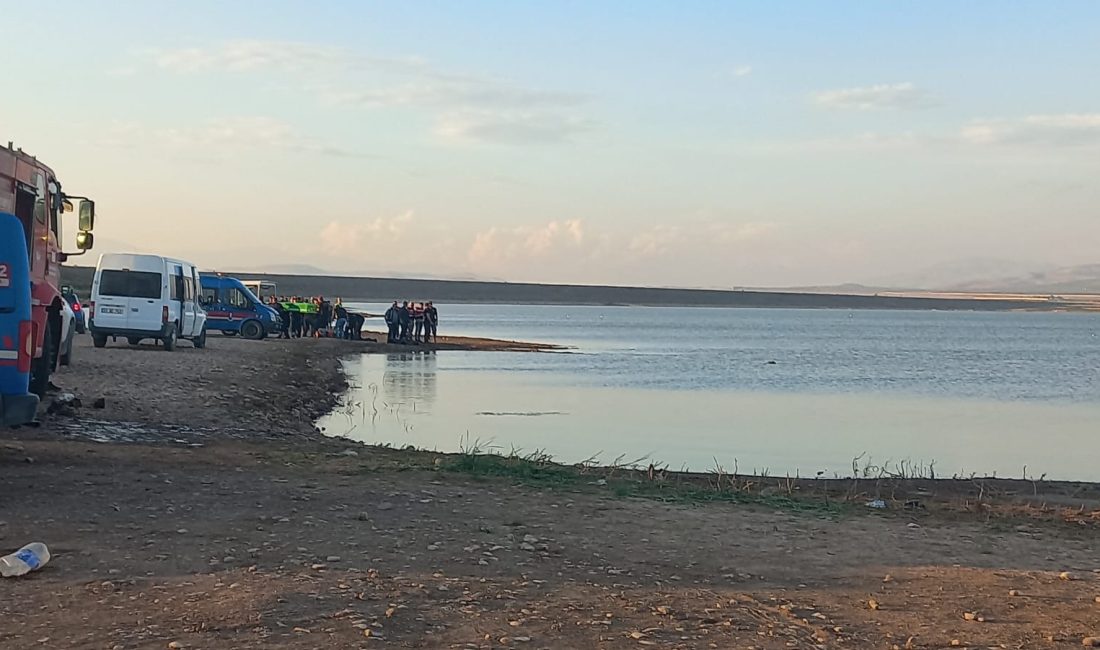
[59, 265, 1083, 312]
[942, 264, 1100, 294]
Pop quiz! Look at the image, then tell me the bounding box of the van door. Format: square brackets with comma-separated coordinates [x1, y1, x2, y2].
[172, 265, 195, 336]
[128, 264, 166, 332]
[96, 268, 162, 331]
[190, 269, 207, 334]
[224, 285, 257, 325]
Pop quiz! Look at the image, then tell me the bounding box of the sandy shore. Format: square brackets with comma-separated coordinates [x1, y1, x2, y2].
[1, 334, 1098, 648]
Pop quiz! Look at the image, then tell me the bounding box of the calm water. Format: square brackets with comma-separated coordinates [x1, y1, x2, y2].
[320, 305, 1100, 480]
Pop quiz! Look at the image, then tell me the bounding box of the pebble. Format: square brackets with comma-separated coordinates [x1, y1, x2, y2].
[326, 556, 341, 562]
[223, 556, 236, 563]
[1095, 596, 1100, 604]
[519, 543, 536, 552]
[522, 534, 538, 544]
[176, 529, 188, 534]
[867, 599, 880, 611]
[1083, 638, 1100, 647]
[963, 612, 980, 622]
[1060, 571, 1074, 581]
[168, 643, 185, 649]
[1008, 589, 1021, 597]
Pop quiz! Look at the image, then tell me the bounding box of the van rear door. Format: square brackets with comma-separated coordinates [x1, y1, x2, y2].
[97, 268, 163, 331]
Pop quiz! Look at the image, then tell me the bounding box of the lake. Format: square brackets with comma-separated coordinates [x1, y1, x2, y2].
[319, 305, 1100, 480]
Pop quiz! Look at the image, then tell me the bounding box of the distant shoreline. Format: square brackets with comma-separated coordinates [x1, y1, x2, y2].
[61, 265, 1100, 313]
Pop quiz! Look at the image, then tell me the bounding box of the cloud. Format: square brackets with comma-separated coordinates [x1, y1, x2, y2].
[154, 40, 350, 73]
[319, 211, 414, 256]
[812, 82, 934, 110]
[733, 65, 753, 78]
[466, 218, 777, 280]
[468, 219, 587, 264]
[436, 111, 595, 145]
[98, 116, 360, 157]
[960, 114, 1100, 147]
[149, 40, 595, 145]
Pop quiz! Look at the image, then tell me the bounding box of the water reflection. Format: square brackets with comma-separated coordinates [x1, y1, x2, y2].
[318, 351, 1100, 480]
[382, 352, 437, 411]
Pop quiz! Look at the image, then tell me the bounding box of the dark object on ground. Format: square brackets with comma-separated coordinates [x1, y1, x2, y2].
[92, 398, 107, 409]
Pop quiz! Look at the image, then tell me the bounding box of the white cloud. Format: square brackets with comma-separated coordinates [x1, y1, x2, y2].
[813, 82, 934, 110]
[733, 65, 753, 78]
[466, 219, 777, 281]
[960, 114, 1100, 147]
[319, 211, 415, 256]
[436, 111, 595, 145]
[149, 40, 595, 145]
[468, 219, 587, 264]
[154, 40, 349, 73]
[97, 116, 358, 157]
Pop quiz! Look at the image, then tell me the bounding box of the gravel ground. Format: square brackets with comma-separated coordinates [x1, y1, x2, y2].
[0, 334, 1098, 649]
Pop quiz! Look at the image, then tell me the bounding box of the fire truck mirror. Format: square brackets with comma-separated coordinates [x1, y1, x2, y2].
[76, 231, 94, 251]
[78, 200, 95, 231]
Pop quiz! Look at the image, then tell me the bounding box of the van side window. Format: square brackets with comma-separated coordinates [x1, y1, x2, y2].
[202, 286, 218, 305]
[183, 277, 194, 301]
[226, 288, 252, 310]
[170, 272, 183, 301]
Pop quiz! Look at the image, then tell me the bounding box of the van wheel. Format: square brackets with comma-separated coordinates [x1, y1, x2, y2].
[127, 337, 142, 346]
[93, 333, 108, 348]
[30, 321, 54, 397]
[241, 320, 264, 340]
[163, 326, 177, 352]
[193, 328, 207, 349]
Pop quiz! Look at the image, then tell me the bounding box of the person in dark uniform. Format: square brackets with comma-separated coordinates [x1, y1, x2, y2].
[398, 301, 411, 343]
[271, 296, 290, 339]
[425, 301, 438, 343]
[384, 301, 399, 343]
[289, 297, 303, 338]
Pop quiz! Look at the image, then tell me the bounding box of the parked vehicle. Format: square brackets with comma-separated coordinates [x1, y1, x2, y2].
[241, 280, 277, 301]
[0, 215, 38, 425]
[0, 143, 96, 413]
[59, 299, 75, 367]
[61, 286, 86, 333]
[89, 254, 207, 350]
[199, 274, 281, 339]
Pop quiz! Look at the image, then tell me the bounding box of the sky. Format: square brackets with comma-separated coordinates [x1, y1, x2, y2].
[3, 1, 1099, 288]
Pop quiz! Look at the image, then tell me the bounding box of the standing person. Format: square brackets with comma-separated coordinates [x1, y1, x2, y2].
[334, 299, 348, 340]
[384, 301, 399, 343]
[398, 301, 411, 343]
[289, 298, 303, 338]
[272, 296, 290, 339]
[411, 302, 425, 344]
[348, 312, 364, 340]
[425, 301, 438, 343]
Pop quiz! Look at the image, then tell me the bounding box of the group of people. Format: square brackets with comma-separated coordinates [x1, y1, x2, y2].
[267, 296, 364, 341]
[384, 301, 439, 344]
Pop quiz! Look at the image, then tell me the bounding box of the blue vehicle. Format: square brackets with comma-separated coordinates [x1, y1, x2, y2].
[0, 215, 38, 426]
[198, 274, 281, 340]
[61, 286, 86, 334]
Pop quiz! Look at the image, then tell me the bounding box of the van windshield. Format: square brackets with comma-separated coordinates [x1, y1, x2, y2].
[99, 270, 161, 299]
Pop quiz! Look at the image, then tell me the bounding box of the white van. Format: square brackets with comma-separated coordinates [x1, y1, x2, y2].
[89, 253, 208, 351]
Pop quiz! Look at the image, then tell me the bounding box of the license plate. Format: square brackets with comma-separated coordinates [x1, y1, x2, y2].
[101, 307, 124, 314]
[0, 263, 9, 288]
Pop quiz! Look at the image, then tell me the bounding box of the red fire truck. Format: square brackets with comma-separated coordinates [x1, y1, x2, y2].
[0, 143, 95, 410]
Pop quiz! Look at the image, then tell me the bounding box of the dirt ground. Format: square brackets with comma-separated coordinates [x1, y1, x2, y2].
[2, 334, 1099, 649]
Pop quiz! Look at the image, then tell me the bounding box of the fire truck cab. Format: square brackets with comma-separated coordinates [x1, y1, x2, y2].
[0, 143, 96, 423]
